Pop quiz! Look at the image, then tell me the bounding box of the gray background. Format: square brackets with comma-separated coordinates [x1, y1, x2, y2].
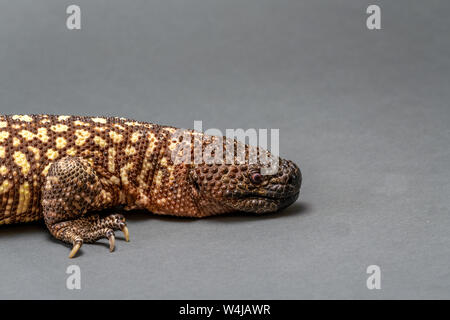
[0, 0, 449, 299]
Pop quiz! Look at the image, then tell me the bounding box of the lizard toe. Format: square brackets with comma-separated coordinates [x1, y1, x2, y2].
[69, 239, 83, 259]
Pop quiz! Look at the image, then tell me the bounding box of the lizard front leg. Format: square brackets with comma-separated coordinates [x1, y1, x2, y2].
[41, 157, 129, 258]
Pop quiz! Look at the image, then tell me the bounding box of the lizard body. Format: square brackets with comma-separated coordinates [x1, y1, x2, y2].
[0, 114, 301, 257]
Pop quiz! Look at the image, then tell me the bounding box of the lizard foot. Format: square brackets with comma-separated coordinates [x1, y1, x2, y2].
[41, 157, 130, 258]
[48, 213, 130, 258]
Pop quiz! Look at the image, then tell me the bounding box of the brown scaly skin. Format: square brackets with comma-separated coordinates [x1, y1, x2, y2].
[0, 115, 301, 258]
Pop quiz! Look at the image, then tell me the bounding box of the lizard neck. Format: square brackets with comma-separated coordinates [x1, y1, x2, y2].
[118, 125, 205, 217]
[115, 124, 169, 211]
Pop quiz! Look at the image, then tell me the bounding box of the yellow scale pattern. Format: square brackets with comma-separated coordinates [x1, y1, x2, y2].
[0, 114, 199, 225]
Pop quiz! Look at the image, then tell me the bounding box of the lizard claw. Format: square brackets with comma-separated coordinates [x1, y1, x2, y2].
[69, 240, 83, 259]
[121, 225, 130, 242]
[107, 230, 115, 252]
[61, 214, 128, 258]
[117, 219, 130, 242]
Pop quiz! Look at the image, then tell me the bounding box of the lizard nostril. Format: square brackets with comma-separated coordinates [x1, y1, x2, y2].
[288, 175, 293, 184]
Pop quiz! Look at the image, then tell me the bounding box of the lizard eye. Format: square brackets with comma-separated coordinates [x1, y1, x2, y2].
[250, 172, 263, 184]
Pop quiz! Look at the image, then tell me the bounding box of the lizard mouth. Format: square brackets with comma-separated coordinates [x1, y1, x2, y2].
[273, 191, 300, 210]
[224, 190, 300, 214]
[225, 187, 299, 201]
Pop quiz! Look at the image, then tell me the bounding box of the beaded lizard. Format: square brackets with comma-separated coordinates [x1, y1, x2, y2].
[0, 115, 301, 258]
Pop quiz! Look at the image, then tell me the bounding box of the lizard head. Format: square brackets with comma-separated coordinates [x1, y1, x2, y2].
[189, 154, 301, 215]
[155, 131, 301, 216]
